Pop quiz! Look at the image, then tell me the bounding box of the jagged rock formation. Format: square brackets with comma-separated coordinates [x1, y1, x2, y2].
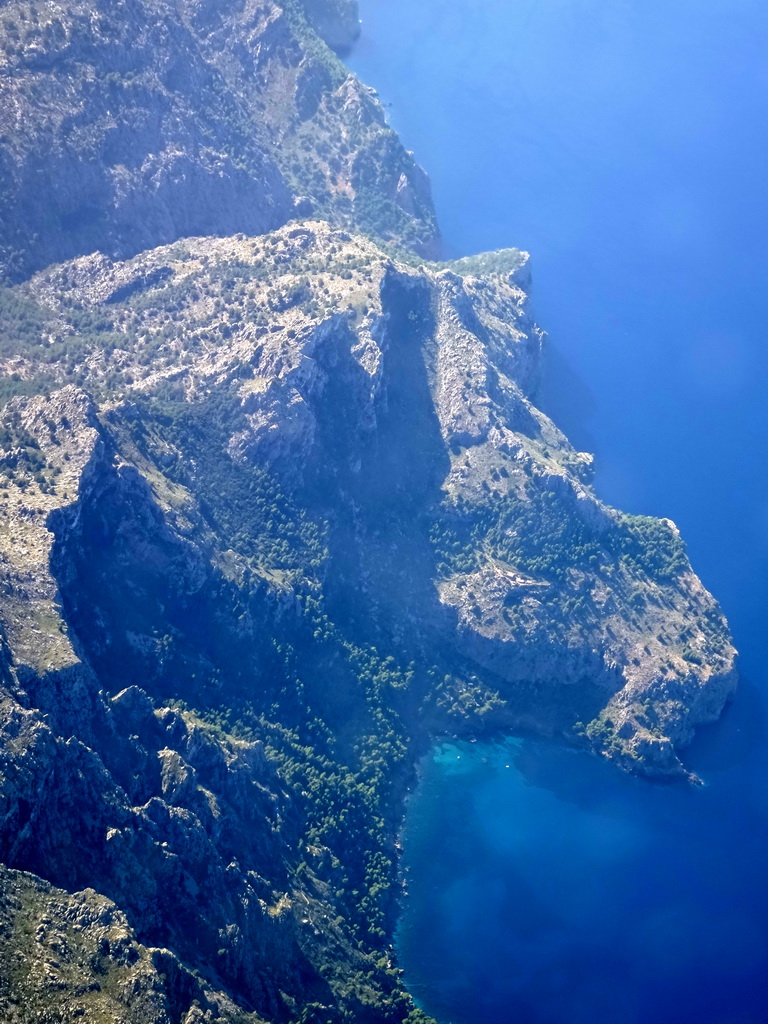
[0, 221, 736, 1020]
[0, 865, 270, 1023]
[0, 0, 738, 1019]
[0, 0, 436, 282]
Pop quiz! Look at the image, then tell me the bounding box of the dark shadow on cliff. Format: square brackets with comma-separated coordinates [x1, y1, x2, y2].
[305, 268, 452, 655]
[684, 674, 767, 776]
[537, 340, 598, 455]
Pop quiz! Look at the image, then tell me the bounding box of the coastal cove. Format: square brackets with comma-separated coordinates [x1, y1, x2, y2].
[351, 2, 768, 1023]
[398, 734, 768, 1024]
[0, 0, 759, 1019]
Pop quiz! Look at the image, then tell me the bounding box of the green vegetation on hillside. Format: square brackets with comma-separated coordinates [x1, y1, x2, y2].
[431, 491, 689, 585]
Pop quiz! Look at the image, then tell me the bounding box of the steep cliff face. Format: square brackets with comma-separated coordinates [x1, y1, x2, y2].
[0, 0, 435, 282]
[0, 1, 739, 1020]
[0, 224, 737, 769]
[298, 0, 361, 53]
[0, 221, 736, 1020]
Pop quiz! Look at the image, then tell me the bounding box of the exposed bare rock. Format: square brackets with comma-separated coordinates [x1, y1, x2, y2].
[1, 221, 737, 775]
[0, 222, 736, 1021]
[0, 865, 272, 1023]
[0, 0, 436, 281]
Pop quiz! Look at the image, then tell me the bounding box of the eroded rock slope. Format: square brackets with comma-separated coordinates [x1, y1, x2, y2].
[0, 0, 437, 281]
[0, 222, 736, 1020]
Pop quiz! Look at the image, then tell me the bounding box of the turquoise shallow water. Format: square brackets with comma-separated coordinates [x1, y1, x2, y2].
[349, 2, 768, 1021]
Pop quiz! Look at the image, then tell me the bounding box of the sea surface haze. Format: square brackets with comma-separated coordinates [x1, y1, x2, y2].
[350, 2, 768, 1022]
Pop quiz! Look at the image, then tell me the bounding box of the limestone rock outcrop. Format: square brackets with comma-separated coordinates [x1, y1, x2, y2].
[0, 0, 436, 281]
[0, 3, 737, 1019]
[0, 215, 737, 1021]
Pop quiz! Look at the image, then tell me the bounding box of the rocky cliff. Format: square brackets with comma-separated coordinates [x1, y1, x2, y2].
[0, 221, 736, 1021]
[0, 0, 436, 282]
[0, 1, 737, 1021]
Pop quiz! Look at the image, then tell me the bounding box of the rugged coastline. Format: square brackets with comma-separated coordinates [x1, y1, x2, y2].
[0, 222, 737, 1022]
[0, 1, 738, 1021]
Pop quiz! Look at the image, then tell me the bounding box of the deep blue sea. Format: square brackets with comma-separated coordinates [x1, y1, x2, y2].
[349, 3, 768, 1022]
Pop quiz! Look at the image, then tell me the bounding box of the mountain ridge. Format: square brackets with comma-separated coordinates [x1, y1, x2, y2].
[0, 221, 736, 1021]
[0, 0, 436, 282]
[0, 3, 737, 1022]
